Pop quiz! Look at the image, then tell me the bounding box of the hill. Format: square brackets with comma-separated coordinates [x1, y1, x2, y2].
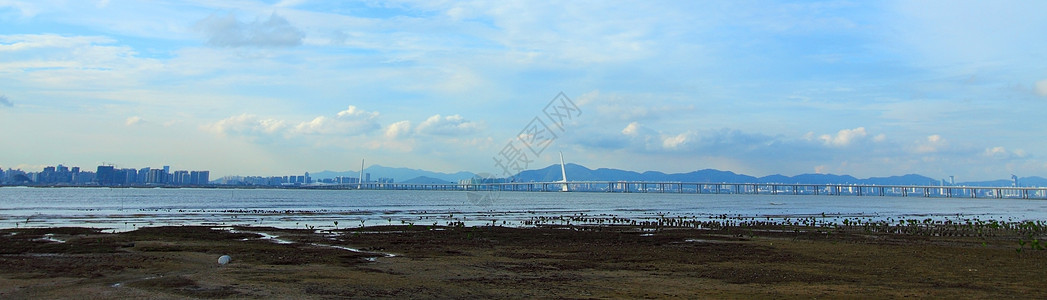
[401, 176, 455, 184]
[313, 163, 1044, 187]
[311, 165, 474, 183]
[514, 164, 945, 186]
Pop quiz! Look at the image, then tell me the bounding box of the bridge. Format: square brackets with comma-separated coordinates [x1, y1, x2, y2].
[306, 181, 1047, 200]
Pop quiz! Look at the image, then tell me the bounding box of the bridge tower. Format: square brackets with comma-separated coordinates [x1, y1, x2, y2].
[559, 151, 568, 192]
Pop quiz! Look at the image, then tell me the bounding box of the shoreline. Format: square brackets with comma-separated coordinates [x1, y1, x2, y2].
[6, 187, 1047, 232]
[7, 210, 1047, 238]
[3, 222, 1046, 298]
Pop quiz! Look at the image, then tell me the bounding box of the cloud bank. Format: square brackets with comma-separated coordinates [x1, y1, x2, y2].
[202, 113, 287, 137]
[291, 106, 380, 136]
[195, 13, 304, 47]
[416, 114, 482, 136]
[3, 1, 1046, 179]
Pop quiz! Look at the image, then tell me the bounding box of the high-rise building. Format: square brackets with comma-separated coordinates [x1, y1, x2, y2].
[146, 169, 167, 184]
[172, 170, 189, 185]
[3, 169, 29, 184]
[121, 169, 137, 185]
[72, 170, 94, 185]
[138, 168, 150, 184]
[38, 166, 57, 183]
[189, 171, 209, 185]
[96, 165, 116, 186]
[335, 176, 359, 184]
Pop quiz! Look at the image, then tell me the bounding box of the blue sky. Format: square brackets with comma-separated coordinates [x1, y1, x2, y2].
[1, 0, 1046, 180]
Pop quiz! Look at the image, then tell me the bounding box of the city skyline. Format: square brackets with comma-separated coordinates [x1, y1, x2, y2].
[3, 160, 1042, 189]
[2, 1, 1047, 181]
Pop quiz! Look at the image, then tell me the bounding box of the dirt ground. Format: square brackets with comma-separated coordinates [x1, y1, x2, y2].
[1, 224, 1045, 299]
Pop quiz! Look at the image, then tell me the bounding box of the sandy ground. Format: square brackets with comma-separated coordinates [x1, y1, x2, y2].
[1, 223, 1046, 299]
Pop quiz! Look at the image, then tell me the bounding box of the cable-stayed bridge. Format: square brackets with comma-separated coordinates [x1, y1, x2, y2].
[308, 181, 1047, 200]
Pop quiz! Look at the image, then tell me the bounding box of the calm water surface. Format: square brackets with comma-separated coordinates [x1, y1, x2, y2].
[2, 187, 1046, 230]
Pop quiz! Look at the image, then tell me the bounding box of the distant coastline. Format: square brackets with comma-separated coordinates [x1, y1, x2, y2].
[4, 163, 1045, 188]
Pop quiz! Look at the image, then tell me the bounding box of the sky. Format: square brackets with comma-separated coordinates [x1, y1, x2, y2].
[1, 0, 1046, 181]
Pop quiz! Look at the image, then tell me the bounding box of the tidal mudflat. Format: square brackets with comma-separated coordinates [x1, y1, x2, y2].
[2, 220, 1046, 299]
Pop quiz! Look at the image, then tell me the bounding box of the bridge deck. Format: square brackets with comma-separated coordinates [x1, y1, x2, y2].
[308, 181, 1047, 199]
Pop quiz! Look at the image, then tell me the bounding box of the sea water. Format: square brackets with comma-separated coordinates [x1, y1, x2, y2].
[2, 187, 1046, 230]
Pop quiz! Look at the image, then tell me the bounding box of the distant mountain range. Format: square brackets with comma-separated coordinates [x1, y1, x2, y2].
[513, 164, 1047, 187]
[312, 164, 1047, 187]
[311, 165, 474, 184]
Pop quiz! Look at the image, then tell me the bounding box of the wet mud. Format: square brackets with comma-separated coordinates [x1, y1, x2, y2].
[1, 224, 1045, 298]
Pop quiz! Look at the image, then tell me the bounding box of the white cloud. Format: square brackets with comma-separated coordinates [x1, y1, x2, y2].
[814, 165, 828, 174]
[476, 2, 665, 64]
[292, 116, 332, 134]
[0, 34, 110, 52]
[0, 1, 38, 18]
[621, 122, 640, 136]
[194, 13, 305, 48]
[5, 2, 1047, 181]
[336, 105, 378, 119]
[1036, 79, 1047, 97]
[575, 90, 600, 107]
[0, 34, 163, 92]
[416, 114, 481, 136]
[914, 134, 945, 154]
[291, 106, 380, 136]
[125, 116, 142, 126]
[819, 127, 867, 147]
[873, 134, 887, 142]
[593, 95, 695, 121]
[662, 132, 691, 150]
[984, 146, 1028, 160]
[984, 146, 1007, 158]
[385, 120, 412, 139]
[202, 113, 287, 137]
[205, 106, 381, 140]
